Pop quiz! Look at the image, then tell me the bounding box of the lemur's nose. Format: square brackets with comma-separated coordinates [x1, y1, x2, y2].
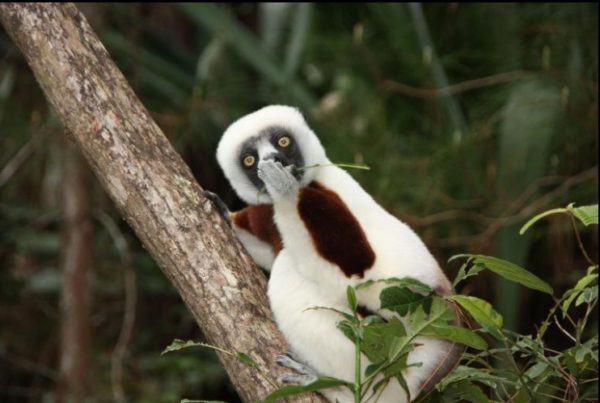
[264, 153, 287, 165]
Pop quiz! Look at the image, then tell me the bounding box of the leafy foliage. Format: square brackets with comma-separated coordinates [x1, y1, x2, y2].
[435, 205, 598, 402]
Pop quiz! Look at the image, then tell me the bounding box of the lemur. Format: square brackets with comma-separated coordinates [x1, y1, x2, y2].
[213, 105, 462, 402]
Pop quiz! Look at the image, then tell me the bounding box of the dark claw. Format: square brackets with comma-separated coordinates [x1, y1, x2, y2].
[203, 190, 231, 227]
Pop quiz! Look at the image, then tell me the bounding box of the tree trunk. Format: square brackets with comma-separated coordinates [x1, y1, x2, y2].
[0, 4, 325, 402]
[56, 144, 92, 403]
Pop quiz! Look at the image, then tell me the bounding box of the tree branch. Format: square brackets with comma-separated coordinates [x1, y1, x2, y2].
[0, 3, 325, 402]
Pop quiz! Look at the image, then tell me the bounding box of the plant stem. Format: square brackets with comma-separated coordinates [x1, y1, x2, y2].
[354, 322, 362, 403]
[570, 215, 596, 267]
[536, 296, 563, 341]
[576, 299, 598, 345]
[502, 336, 535, 401]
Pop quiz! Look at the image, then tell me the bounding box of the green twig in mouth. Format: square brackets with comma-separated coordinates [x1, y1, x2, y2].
[299, 162, 371, 171]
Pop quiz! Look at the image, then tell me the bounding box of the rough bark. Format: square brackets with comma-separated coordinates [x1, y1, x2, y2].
[0, 4, 326, 402]
[56, 144, 92, 403]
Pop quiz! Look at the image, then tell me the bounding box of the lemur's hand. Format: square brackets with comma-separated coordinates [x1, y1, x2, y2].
[257, 160, 299, 201]
[203, 190, 232, 227]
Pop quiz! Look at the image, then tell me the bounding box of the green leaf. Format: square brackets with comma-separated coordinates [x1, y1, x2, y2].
[388, 277, 433, 293]
[513, 335, 545, 356]
[421, 324, 487, 350]
[347, 285, 358, 313]
[262, 377, 352, 403]
[448, 254, 474, 263]
[337, 320, 358, 342]
[361, 317, 406, 363]
[519, 207, 568, 235]
[380, 286, 432, 316]
[162, 339, 206, 355]
[394, 374, 411, 401]
[525, 361, 548, 379]
[365, 360, 386, 378]
[236, 352, 259, 369]
[575, 285, 597, 306]
[567, 203, 598, 226]
[576, 336, 598, 363]
[428, 297, 458, 322]
[513, 388, 531, 403]
[459, 255, 553, 295]
[356, 277, 432, 294]
[437, 381, 489, 403]
[519, 203, 598, 234]
[437, 365, 507, 389]
[451, 295, 504, 340]
[452, 262, 485, 288]
[561, 271, 598, 316]
[387, 336, 411, 362]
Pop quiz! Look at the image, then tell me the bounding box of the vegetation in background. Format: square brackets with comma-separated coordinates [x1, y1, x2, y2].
[0, 4, 597, 402]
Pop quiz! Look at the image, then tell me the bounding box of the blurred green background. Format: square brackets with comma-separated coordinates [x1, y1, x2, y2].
[0, 3, 597, 402]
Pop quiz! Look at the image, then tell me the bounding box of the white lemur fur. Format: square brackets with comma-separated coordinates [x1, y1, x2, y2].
[216, 105, 460, 402]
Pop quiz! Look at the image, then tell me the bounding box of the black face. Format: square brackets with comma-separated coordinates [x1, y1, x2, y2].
[239, 126, 305, 189]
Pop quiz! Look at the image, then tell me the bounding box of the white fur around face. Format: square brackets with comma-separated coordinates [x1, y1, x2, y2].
[217, 105, 329, 205]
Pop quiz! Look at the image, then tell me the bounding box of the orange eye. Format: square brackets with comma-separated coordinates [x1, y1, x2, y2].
[278, 136, 291, 148]
[243, 155, 256, 167]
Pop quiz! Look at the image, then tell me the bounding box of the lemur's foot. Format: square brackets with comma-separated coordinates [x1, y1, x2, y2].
[276, 352, 317, 385]
[279, 373, 318, 385]
[203, 190, 231, 227]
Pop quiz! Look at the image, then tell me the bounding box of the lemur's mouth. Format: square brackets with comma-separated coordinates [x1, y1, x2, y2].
[290, 165, 304, 181]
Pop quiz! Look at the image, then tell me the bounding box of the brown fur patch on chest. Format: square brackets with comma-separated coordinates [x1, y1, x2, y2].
[232, 204, 283, 253]
[298, 181, 375, 278]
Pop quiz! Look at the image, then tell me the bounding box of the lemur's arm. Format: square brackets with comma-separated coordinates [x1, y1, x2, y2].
[204, 191, 282, 271]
